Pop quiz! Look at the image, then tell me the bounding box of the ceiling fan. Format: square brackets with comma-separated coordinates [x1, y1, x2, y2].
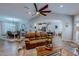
[32, 3, 51, 16]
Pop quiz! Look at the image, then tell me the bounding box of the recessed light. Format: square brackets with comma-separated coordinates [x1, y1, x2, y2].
[60, 5, 63, 8]
[28, 12, 31, 14]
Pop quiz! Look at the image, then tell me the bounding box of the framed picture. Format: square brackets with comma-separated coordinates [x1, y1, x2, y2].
[37, 22, 50, 32]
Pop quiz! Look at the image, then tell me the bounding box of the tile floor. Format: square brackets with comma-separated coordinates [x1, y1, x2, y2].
[0, 39, 19, 56]
[0, 38, 78, 56]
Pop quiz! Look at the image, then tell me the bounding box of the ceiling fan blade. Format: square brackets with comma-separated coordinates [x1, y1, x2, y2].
[40, 12, 47, 16]
[34, 3, 38, 12]
[41, 10, 51, 13]
[39, 4, 48, 11]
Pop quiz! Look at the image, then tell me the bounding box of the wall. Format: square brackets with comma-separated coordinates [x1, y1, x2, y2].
[29, 14, 73, 41]
[74, 15, 79, 42]
[17, 20, 30, 32]
[0, 21, 3, 36]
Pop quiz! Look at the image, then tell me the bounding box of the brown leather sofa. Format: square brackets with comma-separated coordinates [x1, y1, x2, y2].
[25, 32, 52, 49]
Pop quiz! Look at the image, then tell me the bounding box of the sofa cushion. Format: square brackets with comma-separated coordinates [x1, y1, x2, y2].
[26, 32, 35, 38]
[41, 37, 47, 39]
[40, 32, 48, 37]
[35, 37, 41, 40]
[35, 32, 41, 37]
[29, 38, 36, 41]
[29, 39, 46, 44]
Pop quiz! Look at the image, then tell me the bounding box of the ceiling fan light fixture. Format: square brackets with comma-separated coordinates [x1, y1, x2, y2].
[59, 5, 63, 8]
[33, 3, 51, 16]
[36, 12, 40, 15]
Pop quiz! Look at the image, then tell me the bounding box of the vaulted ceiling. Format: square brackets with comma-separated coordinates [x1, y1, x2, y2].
[0, 3, 79, 21]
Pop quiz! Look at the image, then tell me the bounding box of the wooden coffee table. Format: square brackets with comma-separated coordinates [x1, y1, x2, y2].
[36, 45, 75, 56]
[36, 46, 62, 56]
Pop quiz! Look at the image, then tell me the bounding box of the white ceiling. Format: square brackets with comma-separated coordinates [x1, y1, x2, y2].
[0, 3, 79, 21]
[49, 3, 79, 16]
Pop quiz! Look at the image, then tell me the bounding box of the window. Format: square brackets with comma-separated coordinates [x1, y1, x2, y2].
[3, 22, 17, 34]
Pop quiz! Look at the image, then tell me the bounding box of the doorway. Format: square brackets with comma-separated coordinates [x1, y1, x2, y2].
[75, 23, 79, 42]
